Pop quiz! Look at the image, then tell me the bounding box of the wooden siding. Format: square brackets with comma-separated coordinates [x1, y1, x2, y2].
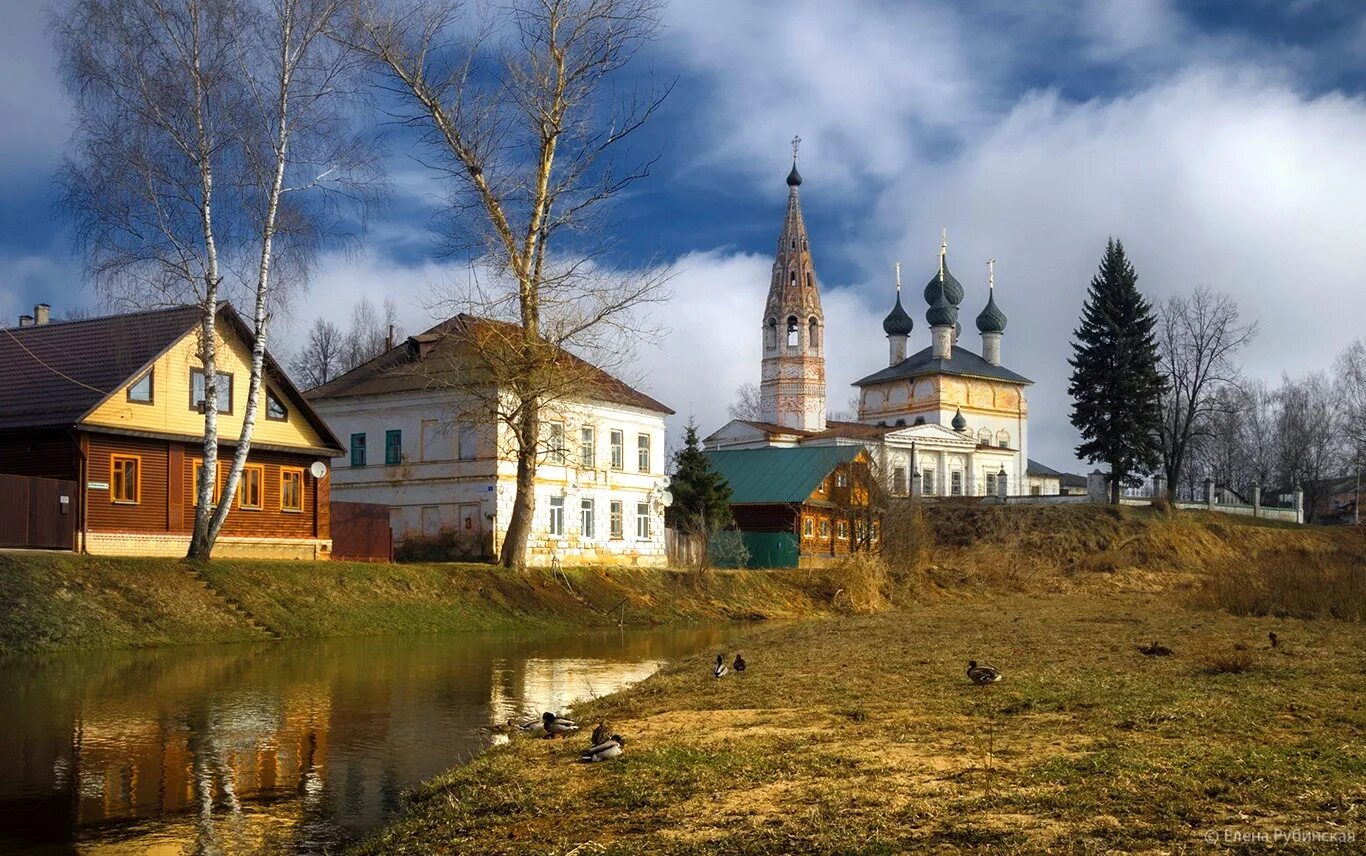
[84, 433, 329, 540]
[81, 322, 326, 450]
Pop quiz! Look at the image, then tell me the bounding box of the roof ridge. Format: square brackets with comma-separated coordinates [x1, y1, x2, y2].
[2, 302, 201, 332]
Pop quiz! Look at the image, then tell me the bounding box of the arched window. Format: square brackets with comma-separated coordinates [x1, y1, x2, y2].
[808, 317, 820, 349]
[789, 271, 797, 287]
[977, 428, 991, 445]
[764, 317, 777, 350]
[786, 316, 799, 348]
[996, 429, 1010, 448]
[806, 272, 814, 289]
[790, 238, 795, 250]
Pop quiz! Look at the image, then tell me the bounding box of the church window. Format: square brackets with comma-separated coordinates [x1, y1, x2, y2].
[986, 472, 997, 496]
[892, 466, 907, 495]
[806, 272, 814, 289]
[789, 271, 796, 287]
[951, 471, 963, 496]
[923, 468, 936, 495]
[978, 428, 991, 445]
[787, 316, 799, 347]
[996, 429, 1010, 448]
[808, 317, 820, 349]
[765, 317, 777, 350]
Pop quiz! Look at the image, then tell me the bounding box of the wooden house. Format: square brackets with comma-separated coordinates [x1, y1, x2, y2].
[702, 446, 880, 568]
[0, 303, 343, 558]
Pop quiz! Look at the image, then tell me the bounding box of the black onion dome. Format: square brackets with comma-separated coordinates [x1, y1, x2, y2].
[786, 162, 803, 187]
[882, 293, 914, 336]
[951, 407, 967, 431]
[975, 291, 1007, 334]
[923, 261, 964, 307]
[926, 286, 957, 327]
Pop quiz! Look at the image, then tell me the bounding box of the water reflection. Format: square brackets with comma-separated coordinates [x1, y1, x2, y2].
[0, 626, 741, 854]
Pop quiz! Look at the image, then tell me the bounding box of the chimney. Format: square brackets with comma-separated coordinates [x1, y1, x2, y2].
[18, 314, 34, 327]
[386, 324, 395, 350]
[34, 304, 50, 325]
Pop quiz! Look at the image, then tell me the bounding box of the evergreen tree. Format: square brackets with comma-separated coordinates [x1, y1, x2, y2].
[1068, 239, 1168, 503]
[669, 420, 734, 534]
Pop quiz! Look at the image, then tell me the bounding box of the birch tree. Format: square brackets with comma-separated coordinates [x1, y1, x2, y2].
[54, 0, 379, 558]
[343, 0, 672, 567]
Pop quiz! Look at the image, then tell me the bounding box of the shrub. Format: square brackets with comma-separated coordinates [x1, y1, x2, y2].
[394, 528, 490, 563]
[1201, 647, 1254, 674]
[1190, 547, 1365, 621]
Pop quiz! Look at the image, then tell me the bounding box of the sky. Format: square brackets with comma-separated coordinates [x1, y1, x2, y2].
[4, 0, 1366, 472]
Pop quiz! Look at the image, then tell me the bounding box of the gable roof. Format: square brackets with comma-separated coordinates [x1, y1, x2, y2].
[0, 305, 204, 432]
[1026, 458, 1062, 477]
[703, 445, 864, 504]
[853, 344, 1032, 387]
[0, 303, 343, 453]
[307, 314, 673, 415]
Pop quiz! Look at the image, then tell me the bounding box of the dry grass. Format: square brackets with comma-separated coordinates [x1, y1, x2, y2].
[1190, 546, 1366, 621]
[353, 592, 1366, 855]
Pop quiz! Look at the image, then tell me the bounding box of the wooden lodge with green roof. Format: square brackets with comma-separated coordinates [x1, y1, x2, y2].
[702, 446, 880, 568]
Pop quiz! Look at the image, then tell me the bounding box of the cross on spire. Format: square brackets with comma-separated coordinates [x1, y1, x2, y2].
[895, 261, 902, 292]
[988, 258, 995, 290]
[939, 228, 947, 282]
[791, 134, 801, 162]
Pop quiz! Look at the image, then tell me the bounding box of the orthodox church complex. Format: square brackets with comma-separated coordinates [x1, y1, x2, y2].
[706, 151, 1034, 499]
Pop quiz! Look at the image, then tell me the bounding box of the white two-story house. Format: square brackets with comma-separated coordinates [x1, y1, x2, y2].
[307, 315, 673, 566]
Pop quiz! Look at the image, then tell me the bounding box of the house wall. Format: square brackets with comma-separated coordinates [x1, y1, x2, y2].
[0, 431, 79, 480]
[81, 433, 330, 559]
[1027, 474, 1062, 495]
[82, 323, 326, 451]
[314, 390, 668, 566]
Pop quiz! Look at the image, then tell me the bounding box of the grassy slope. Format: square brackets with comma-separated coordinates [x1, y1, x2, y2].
[355, 592, 1365, 855]
[0, 553, 835, 653]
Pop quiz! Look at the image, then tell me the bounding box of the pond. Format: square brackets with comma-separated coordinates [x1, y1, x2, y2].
[0, 625, 744, 854]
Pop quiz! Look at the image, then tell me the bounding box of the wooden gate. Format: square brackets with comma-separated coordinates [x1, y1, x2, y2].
[330, 500, 393, 562]
[0, 473, 78, 550]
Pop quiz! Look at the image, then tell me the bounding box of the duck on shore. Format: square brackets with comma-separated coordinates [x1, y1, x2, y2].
[713, 654, 728, 678]
[591, 722, 610, 745]
[733, 653, 746, 672]
[966, 660, 1002, 685]
[542, 711, 580, 738]
[579, 734, 625, 762]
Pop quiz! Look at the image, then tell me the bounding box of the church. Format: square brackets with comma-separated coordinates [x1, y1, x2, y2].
[705, 150, 1033, 499]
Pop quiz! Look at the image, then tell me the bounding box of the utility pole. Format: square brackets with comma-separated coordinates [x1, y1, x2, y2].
[1355, 462, 1361, 527]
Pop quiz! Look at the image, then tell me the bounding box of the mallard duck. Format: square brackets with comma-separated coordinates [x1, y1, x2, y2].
[966, 660, 1002, 685]
[542, 711, 580, 738]
[712, 653, 728, 678]
[579, 734, 625, 762]
[1268, 631, 1279, 649]
[733, 653, 746, 672]
[591, 722, 610, 745]
[1138, 640, 1174, 657]
[507, 717, 541, 732]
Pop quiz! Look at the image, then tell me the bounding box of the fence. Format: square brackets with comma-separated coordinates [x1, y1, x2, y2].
[330, 501, 393, 562]
[0, 473, 78, 550]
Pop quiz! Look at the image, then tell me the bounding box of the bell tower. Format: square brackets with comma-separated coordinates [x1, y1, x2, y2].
[759, 137, 826, 431]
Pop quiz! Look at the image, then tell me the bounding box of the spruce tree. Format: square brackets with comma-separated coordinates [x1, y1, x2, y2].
[669, 420, 734, 534]
[1068, 239, 1167, 503]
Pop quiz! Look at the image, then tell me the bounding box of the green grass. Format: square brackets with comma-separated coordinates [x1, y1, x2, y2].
[0, 553, 839, 653]
[353, 592, 1365, 855]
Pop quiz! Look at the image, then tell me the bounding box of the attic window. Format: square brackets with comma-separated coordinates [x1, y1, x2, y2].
[127, 370, 153, 404]
[190, 369, 233, 414]
[266, 390, 288, 422]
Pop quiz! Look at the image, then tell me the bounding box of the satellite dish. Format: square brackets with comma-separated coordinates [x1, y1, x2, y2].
[660, 490, 673, 507]
[310, 461, 328, 479]
[658, 475, 672, 488]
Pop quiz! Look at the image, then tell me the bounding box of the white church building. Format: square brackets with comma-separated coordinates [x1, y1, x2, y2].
[705, 151, 1033, 498]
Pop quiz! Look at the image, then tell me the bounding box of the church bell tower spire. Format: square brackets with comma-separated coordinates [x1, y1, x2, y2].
[759, 136, 827, 431]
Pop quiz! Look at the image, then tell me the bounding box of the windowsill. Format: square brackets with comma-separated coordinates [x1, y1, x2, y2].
[111, 500, 139, 506]
[240, 506, 263, 512]
[282, 508, 304, 514]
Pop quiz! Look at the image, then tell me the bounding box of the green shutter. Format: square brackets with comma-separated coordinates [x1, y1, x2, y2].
[385, 430, 402, 465]
[350, 433, 366, 467]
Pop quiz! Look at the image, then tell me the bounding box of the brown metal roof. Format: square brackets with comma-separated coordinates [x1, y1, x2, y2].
[0, 304, 343, 453]
[307, 314, 675, 415]
[0, 305, 203, 432]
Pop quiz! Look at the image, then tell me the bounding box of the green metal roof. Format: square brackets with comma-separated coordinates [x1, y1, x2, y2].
[703, 445, 863, 504]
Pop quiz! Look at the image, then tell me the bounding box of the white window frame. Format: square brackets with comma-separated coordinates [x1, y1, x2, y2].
[548, 496, 564, 536]
[609, 500, 623, 539]
[610, 430, 624, 470]
[635, 501, 651, 539]
[581, 497, 595, 539]
[580, 426, 595, 468]
[637, 433, 651, 474]
[547, 422, 566, 464]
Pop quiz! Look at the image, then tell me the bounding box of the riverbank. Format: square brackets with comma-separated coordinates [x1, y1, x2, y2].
[354, 591, 1366, 854]
[0, 552, 836, 653]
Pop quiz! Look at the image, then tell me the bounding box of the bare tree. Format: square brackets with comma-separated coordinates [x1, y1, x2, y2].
[727, 382, 762, 421]
[1335, 339, 1366, 467]
[342, 295, 401, 368]
[343, 0, 672, 567]
[1273, 371, 1342, 522]
[54, 0, 380, 558]
[292, 317, 346, 388]
[1156, 286, 1257, 498]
